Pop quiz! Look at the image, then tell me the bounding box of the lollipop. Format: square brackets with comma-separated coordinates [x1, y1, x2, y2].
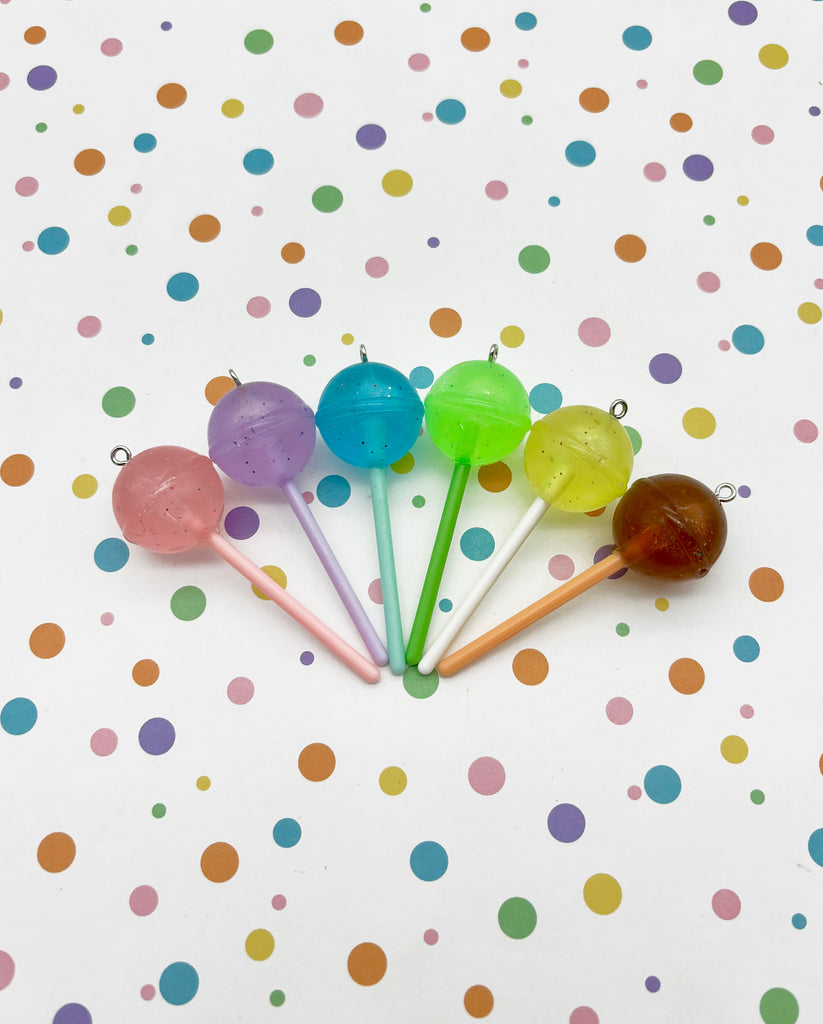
[417, 402, 634, 674]
[207, 373, 388, 667]
[110, 444, 380, 684]
[316, 347, 424, 674]
[437, 473, 734, 677]
[405, 346, 532, 665]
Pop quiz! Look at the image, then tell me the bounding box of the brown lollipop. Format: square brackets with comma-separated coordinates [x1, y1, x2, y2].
[437, 473, 734, 677]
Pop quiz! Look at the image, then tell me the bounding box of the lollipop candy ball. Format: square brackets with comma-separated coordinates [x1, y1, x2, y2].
[316, 362, 424, 469]
[112, 446, 224, 553]
[524, 405, 634, 511]
[208, 381, 316, 487]
[612, 474, 727, 581]
[424, 360, 531, 466]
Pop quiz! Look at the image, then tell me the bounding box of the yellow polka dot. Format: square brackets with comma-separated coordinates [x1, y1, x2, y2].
[758, 44, 788, 69]
[382, 169, 413, 197]
[245, 928, 275, 961]
[196, 776, 211, 791]
[379, 766, 407, 795]
[221, 98, 244, 118]
[737, 195, 749, 206]
[390, 452, 415, 474]
[655, 597, 669, 611]
[682, 407, 716, 439]
[252, 565, 287, 599]
[798, 302, 822, 325]
[500, 79, 523, 98]
[500, 325, 525, 348]
[72, 104, 85, 114]
[720, 735, 748, 764]
[341, 333, 355, 345]
[0, 309, 3, 325]
[107, 205, 132, 226]
[72, 473, 98, 498]
[583, 873, 622, 914]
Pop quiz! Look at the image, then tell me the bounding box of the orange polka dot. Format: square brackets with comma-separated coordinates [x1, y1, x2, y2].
[579, 87, 610, 113]
[334, 20, 364, 45]
[132, 659, 159, 687]
[429, 307, 462, 338]
[298, 742, 336, 781]
[478, 461, 512, 492]
[1, 454, 34, 486]
[24, 26, 47, 44]
[668, 657, 705, 695]
[750, 242, 782, 270]
[461, 27, 490, 52]
[200, 841, 239, 882]
[819, 752, 823, 777]
[73, 149, 106, 175]
[157, 83, 187, 109]
[669, 112, 693, 132]
[29, 622, 65, 659]
[37, 832, 76, 872]
[512, 649, 548, 685]
[614, 234, 646, 262]
[748, 567, 784, 602]
[584, 506, 606, 517]
[205, 375, 235, 406]
[281, 242, 305, 264]
[464, 985, 494, 1018]
[347, 942, 386, 985]
[189, 214, 221, 242]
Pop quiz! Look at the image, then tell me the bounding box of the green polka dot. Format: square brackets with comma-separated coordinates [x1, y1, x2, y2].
[518, 245, 550, 273]
[170, 585, 207, 621]
[152, 803, 166, 819]
[616, 622, 630, 637]
[244, 29, 274, 54]
[303, 354, 316, 366]
[312, 186, 343, 213]
[498, 897, 537, 938]
[521, 115, 533, 125]
[102, 386, 136, 417]
[125, 244, 138, 255]
[403, 665, 439, 699]
[759, 988, 799, 1024]
[693, 60, 723, 85]
[35, 122, 48, 133]
[412, 495, 426, 508]
[420, 3, 431, 10]
[750, 789, 765, 805]
[624, 425, 642, 454]
[703, 215, 716, 226]
[269, 990, 286, 1007]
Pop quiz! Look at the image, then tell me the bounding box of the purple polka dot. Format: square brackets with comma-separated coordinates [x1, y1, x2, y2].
[547, 802, 586, 842]
[299, 651, 315, 666]
[161, 21, 172, 31]
[648, 352, 682, 383]
[9, 377, 22, 389]
[738, 484, 751, 498]
[810, 106, 821, 117]
[27, 65, 57, 90]
[356, 124, 386, 150]
[645, 976, 661, 993]
[138, 717, 175, 755]
[594, 544, 628, 578]
[683, 154, 714, 181]
[427, 237, 440, 248]
[224, 506, 260, 540]
[52, 1005, 92, 1024]
[288, 288, 321, 317]
[728, 1, 757, 26]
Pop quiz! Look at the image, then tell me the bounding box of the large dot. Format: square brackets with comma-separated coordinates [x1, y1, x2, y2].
[750, 242, 782, 270]
[37, 832, 76, 872]
[748, 567, 783, 601]
[272, 818, 301, 848]
[512, 649, 548, 685]
[759, 988, 799, 1024]
[0, 951, 14, 991]
[170, 585, 206, 620]
[288, 287, 321, 317]
[356, 123, 386, 149]
[464, 986, 494, 1018]
[429, 307, 462, 337]
[668, 657, 705, 694]
[578, 317, 610, 347]
[90, 727, 118, 756]
[606, 696, 633, 724]
[29, 622, 65, 658]
[94, 537, 129, 572]
[583, 873, 622, 914]
[436, 99, 466, 124]
[729, 2, 758, 26]
[649, 353, 682, 383]
[461, 27, 490, 51]
[159, 962, 199, 1005]
[334, 20, 364, 45]
[711, 888, 741, 920]
[245, 929, 275, 961]
[200, 841, 239, 882]
[129, 885, 159, 916]
[52, 1005, 92, 1024]
[683, 154, 714, 181]
[459, 527, 494, 561]
[403, 666, 439, 699]
[733, 635, 760, 662]
[793, 418, 818, 441]
[382, 170, 413, 196]
[37, 226, 70, 254]
[298, 742, 336, 781]
[579, 87, 609, 112]
[1, 453, 34, 486]
[478, 462, 512, 492]
[622, 25, 652, 50]
[138, 717, 175, 755]
[518, 244, 550, 272]
[682, 407, 716, 438]
[410, 840, 448, 880]
[808, 828, 823, 866]
[565, 140, 596, 166]
[244, 29, 273, 54]
[614, 234, 646, 262]
[759, 44, 788, 69]
[547, 803, 585, 842]
[498, 896, 537, 937]
[1, 697, 37, 735]
[74, 149, 105, 175]
[347, 943, 386, 985]
[243, 149, 274, 175]
[644, 765, 681, 803]
[379, 766, 407, 795]
[731, 324, 764, 354]
[189, 214, 221, 242]
[720, 735, 748, 764]
[132, 659, 159, 686]
[693, 59, 723, 84]
[166, 273, 199, 301]
[27, 65, 57, 90]
[468, 756, 505, 795]
[316, 474, 350, 507]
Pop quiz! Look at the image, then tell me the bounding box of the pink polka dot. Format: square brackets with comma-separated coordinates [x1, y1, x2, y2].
[577, 317, 611, 347]
[697, 271, 721, 293]
[294, 92, 324, 117]
[518, 59, 529, 69]
[423, 928, 439, 945]
[129, 885, 159, 916]
[606, 697, 633, 725]
[251, 206, 263, 217]
[0, 951, 15, 991]
[751, 125, 774, 145]
[711, 888, 741, 920]
[22, 241, 35, 252]
[636, 79, 648, 89]
[793, 419, 818, 443]
[246, 296, 271, 319]
[570, 1008, 599, 1024]
[227, 676, 254, 705]
[739, 704, 754, 719]
[100, 612, 114, 626]
[272, 894, 287, 910]
[548, 554, 575, 580]
[468, 756, 506, 795]
[718, 339, 731, 351]
[101, 38, 123, 56]
[643, 162, 666, 182]
[77, 315, 102, 338]
[368, 578, 383, 604]
[302, 490, 314, 504]
[422, 111, 434, 122]
[90, 728, 118, 756]
[627, 785, 642, 800]
[0, 74, 10, 91]
[365, 257, 389, 278]
[15, 176, 39, 197]
[485, 180, 508, 200]
[408, 53, 430, 71]
[130, 183, 143, 194]
[814, 278, 823, 290]
[140, 985, 155, 1001]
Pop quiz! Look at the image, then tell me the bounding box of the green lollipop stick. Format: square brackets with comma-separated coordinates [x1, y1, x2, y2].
[405, 347, 531, 666]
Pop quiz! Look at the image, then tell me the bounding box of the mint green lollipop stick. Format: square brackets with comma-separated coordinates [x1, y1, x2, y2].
[369, 466, 407, 674]
[405, 347, 532, 667]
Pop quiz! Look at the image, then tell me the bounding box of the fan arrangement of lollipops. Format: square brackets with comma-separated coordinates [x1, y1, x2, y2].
[109, 348, 734, 683]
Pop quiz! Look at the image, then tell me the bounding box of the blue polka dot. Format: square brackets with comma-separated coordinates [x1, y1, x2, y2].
[733, 635, 760, 662]
[410, 365, 434, 389]
[166, 272, 199, 301]
[644, 765, 682, 804]
[435, 99, 466, 125]
[243, 148, 274, 175]
[141, 333, 155, 345]
[94, 537, 130, 572]
[565, 141, 596, 167]
[460, 527, 495, 561]
[529, 382, 562, 414]
[806, 225, 823, 246]
[792, 913, 807, 929]
[273, 817, 302, 848]
[1, 697, 38, 736]
[622, 25, 652, 50]
[316, 474, 351, 508]
[37, 226, 70, 255]
[808, 828, 823, 866]
[159, 962, 199, 1005]
[515, 12, 537, 30]
[134, 133, 157, 153]
[731, 324, 764, 354]
[410, 840, 448, 880]
[547, 196, 560, 207]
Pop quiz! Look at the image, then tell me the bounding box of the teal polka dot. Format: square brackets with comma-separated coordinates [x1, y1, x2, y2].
[243, 148, 274, 174]
[316, 475, 351, 508]
[529, 383, 562, 414]
[732, 324, 764, 354]
[733, 635, 760, 662]
[410, 840, 448, 880]
[622, 25, 652, 50]
[435, 99, 466, 124]
[37, 226, 70, 255]
[410, 365, 434, 389]
[515, 12, 537, 30]
[1, 697, 38, 735]
[273, 818, 302, 848]
[94, 537, 130, 572]
[460, 527, 494, 561]
[808, 828, 823, 866]
[565, 141, 596, 167]
[159, 962, 199, 1005]
[644, 765, 681, 804]
[166, 273, 199, 301]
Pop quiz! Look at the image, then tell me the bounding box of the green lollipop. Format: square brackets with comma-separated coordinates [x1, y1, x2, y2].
[405, 347, 531, 665]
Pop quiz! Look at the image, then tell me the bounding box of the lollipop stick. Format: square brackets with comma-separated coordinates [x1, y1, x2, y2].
[205, 532, 381, 684]
[368, 466, 405, 675]
[281, 478, 388, 667]
[406, 461, 471, 665]
[418, 495, 549, 675]
[437, 549, 627, 677]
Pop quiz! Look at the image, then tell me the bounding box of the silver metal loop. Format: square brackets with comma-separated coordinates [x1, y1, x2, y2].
[715, 482, 737, 503]
[609, 399, 628, 419]
[488, 343, 499, 363]
[359, 344, 369, 363]
[110, 445, 132, 466]
[228, 368, 241, 387]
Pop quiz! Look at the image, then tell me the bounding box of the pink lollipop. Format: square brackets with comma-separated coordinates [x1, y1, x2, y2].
[110, 444, 380, 684]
